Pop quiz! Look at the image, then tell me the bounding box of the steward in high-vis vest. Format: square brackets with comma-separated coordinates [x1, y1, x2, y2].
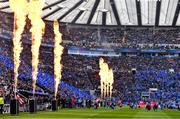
[0, 96, 4, 114]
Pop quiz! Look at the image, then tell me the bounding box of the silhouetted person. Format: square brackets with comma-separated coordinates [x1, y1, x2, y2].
[0, 96, 4, 114]
[146, 103, 151, 111]
[153, 104, 158, 111]
[61, 98, 66, 108]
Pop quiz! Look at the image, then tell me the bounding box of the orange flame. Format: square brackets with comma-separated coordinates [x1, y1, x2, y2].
[53, 20, 64, 99]
[9, 0, 28, 96]
[28, 0, 45, 96]
[108, 69, 114, 99]
[99, 58, 114, 99]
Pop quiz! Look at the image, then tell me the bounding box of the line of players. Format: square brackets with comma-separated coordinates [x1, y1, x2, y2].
[59, 97, 180, 111]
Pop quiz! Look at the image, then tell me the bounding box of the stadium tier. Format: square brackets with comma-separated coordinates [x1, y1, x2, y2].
[0, 0, 180, 118]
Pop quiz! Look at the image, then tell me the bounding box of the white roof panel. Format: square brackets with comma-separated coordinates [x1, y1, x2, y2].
[0, 0, 179, 26]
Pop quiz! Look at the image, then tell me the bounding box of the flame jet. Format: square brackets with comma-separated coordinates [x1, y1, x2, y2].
[99, 58, 114, 99]
[53, 20, 64, 99]
[99, 58, 109, 98]
[9, 0, 28, 97]
[28, 0, 45, 96]
[109, 69, 114, 99]
[99, 58, 106, 98]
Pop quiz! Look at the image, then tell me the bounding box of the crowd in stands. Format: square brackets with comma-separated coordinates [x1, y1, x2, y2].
[0, 12, 179, 109]
[1, 36, 179, 103]
[0, 38, 92, 105]
[0, 12, 180, 50]
[61, 54, 179, 101]
[61, 27, 180, 49]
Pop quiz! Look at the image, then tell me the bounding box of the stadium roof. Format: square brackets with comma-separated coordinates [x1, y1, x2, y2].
[0, 0, 180, 27]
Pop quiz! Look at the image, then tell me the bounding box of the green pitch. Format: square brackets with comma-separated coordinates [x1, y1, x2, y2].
[1, 107, 179, 119]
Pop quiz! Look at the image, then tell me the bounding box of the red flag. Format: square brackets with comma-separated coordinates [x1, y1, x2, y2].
[16, 95, 25, 105]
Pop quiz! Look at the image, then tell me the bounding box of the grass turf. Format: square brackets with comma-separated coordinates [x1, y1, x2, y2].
[0, 107, 179, 119]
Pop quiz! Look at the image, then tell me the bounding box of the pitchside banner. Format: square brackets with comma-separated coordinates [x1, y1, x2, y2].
[139, 101, 146, 107]
[68, 47, 180, 56]
[3, 104, 10, 114]
[150, 102, 158, 107]
[139, 101, 157, 107]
